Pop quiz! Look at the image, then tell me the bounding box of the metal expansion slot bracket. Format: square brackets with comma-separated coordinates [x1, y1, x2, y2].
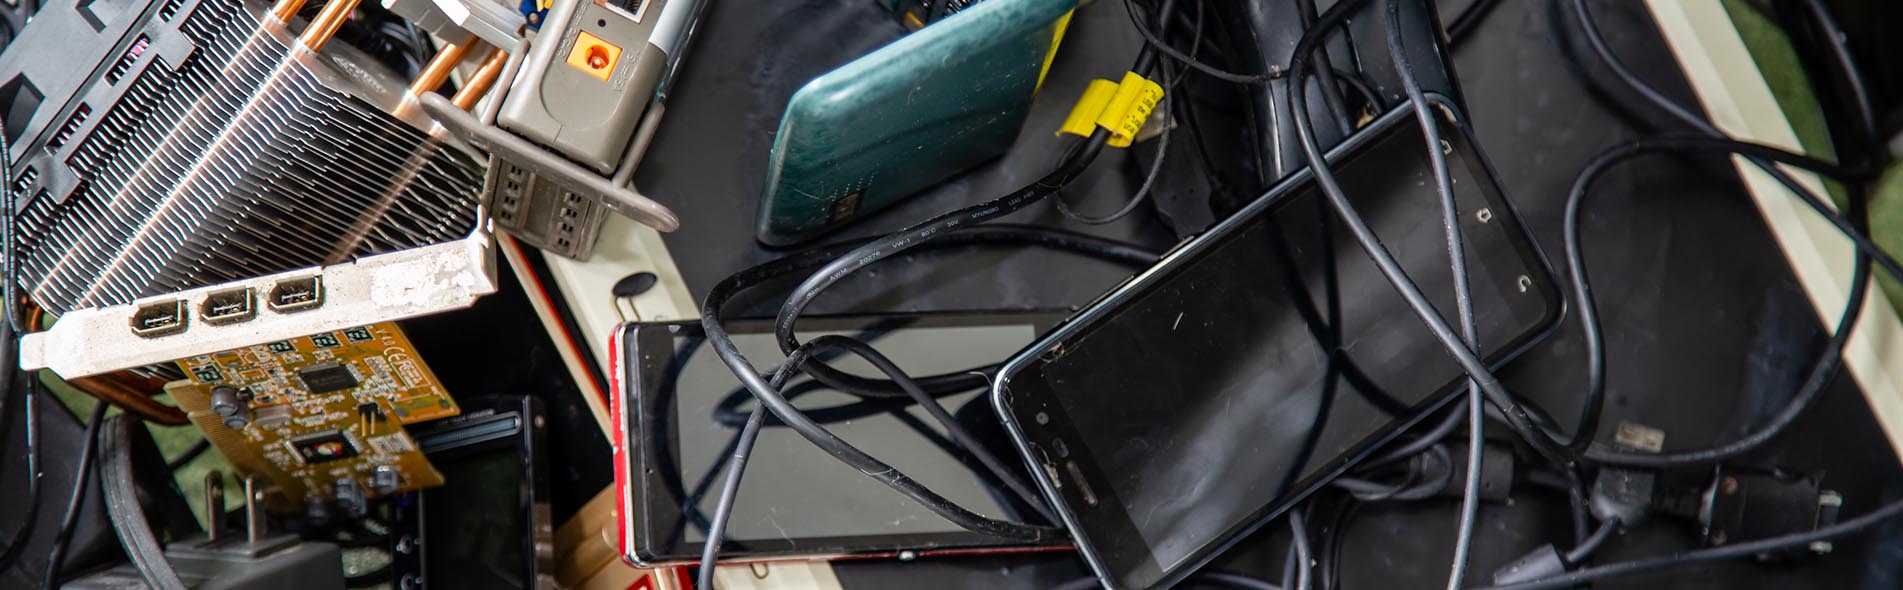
[21, 231, 497, 379]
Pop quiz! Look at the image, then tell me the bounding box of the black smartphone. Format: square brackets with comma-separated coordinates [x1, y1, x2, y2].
[391, 396, 555, 590]
[992, 102, 1564, 590]
[613, 312, 1071, 566]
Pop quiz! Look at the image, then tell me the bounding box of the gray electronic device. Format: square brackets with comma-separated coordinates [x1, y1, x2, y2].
[484, 0, 706, 258]
[488, 159, 616, 258]
[63, 472, 346, 590]
[499, 0, 672, 173]
[60, 542, 346, 590]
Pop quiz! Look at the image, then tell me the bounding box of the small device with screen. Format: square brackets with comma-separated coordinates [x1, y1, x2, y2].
[390, 396, 555, 590]
[500, 0, 689, 173]
[991, 104, 1564, 590]
[613, 312, 1069, 565]
[754, 0, 1077, 246]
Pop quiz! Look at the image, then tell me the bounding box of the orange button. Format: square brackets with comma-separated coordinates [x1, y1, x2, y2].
[566, 31, 621, 81]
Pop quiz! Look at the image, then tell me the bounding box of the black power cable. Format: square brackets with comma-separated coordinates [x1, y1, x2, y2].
[695, 343, 821, 590]
[164, 439, 211, 474]
[98, 415, 187, 590]
[1120, 0, 1279, 83]
[695, 335, 1093, 590]
[767, 128, 1111, 356]
[1379, 2, 1487, 587]
[1562, 517, 1618, 565]
[1445, 0, 1501, 46]
[1470, 494, 1903, 590]
[733, 224, 1159, 400]
[1795, 0, 1879, 158]
[1057, 0, 1200, 225]
[165, 439, 210, 472]
[1298, 0, 1356, 136]
[1562, 0, 1897, 280]
[807, 335, 1053, 520]
[2, 121, 19, 334]
[1317, 493, 1359, 590]
[694, 221, 1168, 577]
[768, 39, 1166, 367]
[1332, 443, 1453, 502]
[1566, 136, 1875, 468]
[0, 372, 40, 573]
[1483, 1, 1891, 585]
[1550, 0, 1895, 470]
[1290, 0, 1578, 469]
[1054, 570, 1286, 590]
[42, 401, 109, 590]
[1284, 508, 1314, 590]
[697, 42, 1166, 582]
[1309, 0, 1892, 587]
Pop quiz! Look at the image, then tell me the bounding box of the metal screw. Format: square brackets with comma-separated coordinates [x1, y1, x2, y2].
[1035, 412, 1049, 425]
[1720, 476, 1739, 495]
[1710, 531, 1727, 545]
[1475, 208, 1493, 224]
[1516, 275, 1533, 293]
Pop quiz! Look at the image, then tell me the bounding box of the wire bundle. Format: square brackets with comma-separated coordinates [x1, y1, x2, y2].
[1271, 0, 1901, 589]
[682, 0, 1903, 588]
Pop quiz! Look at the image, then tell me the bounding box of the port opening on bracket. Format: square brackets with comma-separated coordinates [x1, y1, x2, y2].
[200, 287, 257, 325]
[267, 276, 325, 313]
[129, 300, 188, 337]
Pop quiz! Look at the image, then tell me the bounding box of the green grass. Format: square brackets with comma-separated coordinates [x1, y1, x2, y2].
[40, 372, 242, 527]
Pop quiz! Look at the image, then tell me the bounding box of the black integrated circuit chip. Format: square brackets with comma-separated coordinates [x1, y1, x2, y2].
[298, 362, 359, 394]
[291, 431, 359, 464]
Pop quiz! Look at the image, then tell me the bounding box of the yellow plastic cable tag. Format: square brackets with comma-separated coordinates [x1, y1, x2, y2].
[1095, 72, 1163, 147]
[1059, 79, 1119, 139]
[1056, 73, 1164, 148]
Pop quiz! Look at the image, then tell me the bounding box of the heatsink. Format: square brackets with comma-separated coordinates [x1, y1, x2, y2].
[2, 0, 485, 318]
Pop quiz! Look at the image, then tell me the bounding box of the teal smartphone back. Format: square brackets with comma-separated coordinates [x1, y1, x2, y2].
[754, 0, 1077, 246]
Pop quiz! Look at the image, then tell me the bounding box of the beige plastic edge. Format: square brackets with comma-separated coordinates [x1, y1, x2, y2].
[1645, 0, 1903, 460]
[542, 214, 699, 372]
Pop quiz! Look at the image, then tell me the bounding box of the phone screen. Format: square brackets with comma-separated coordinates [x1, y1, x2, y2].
[1000, 110, 1560, 588]
[424, 450, 530, 588]
[628, 314, 1064, 562]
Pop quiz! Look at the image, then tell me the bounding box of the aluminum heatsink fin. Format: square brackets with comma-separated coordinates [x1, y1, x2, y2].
[2, 0, 485, 316]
